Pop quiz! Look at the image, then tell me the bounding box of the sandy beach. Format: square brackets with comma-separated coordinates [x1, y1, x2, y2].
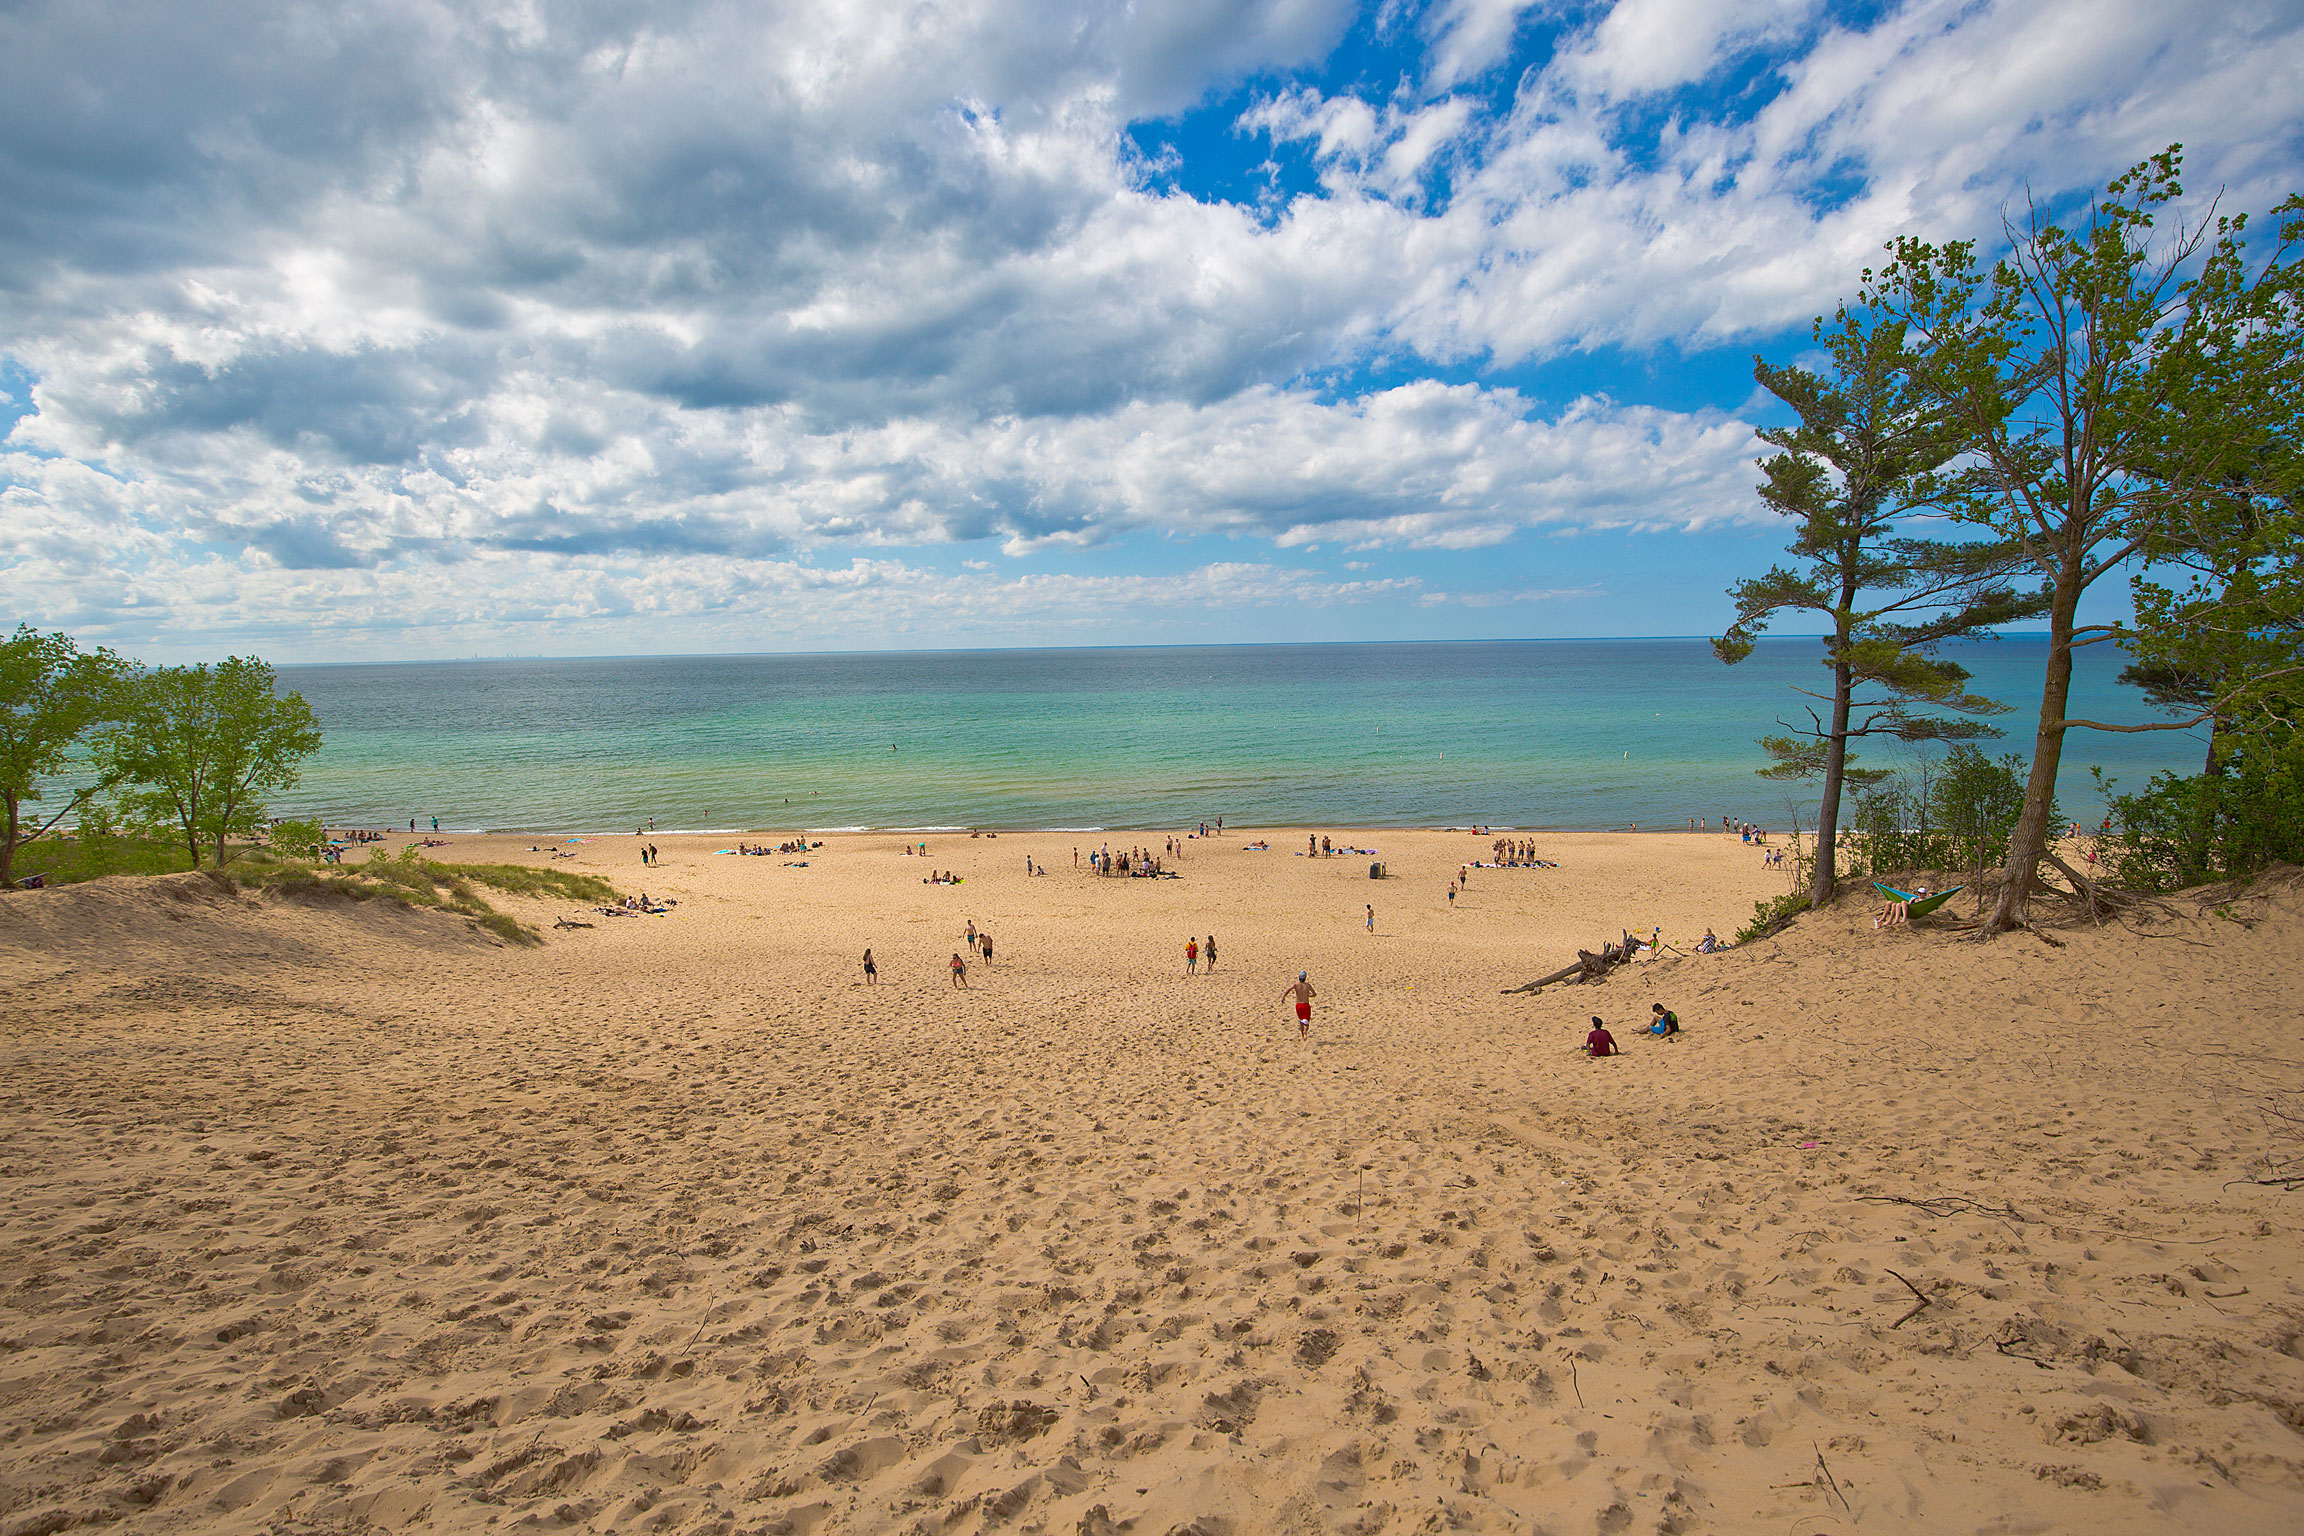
[2, 827, 2300, 1535]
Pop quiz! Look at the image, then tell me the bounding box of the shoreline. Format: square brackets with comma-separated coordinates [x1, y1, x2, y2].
[315, 820, 1754, 839]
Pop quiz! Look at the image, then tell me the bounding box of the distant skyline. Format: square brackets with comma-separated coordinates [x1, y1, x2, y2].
[5, 0, 2302, 663]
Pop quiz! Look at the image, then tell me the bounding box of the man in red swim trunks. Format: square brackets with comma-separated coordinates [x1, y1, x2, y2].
[1585, 1016, 1618, 1057]
[1282, 971, 1317, 1039]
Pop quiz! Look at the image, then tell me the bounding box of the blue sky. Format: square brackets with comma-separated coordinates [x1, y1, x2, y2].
[3, 0, 2301, 662]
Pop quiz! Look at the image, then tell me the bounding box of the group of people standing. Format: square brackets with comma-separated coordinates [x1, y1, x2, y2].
[1086, 844, 1169, 877]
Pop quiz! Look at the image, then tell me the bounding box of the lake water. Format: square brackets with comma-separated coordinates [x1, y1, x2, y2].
[273, 636, 2201, 833]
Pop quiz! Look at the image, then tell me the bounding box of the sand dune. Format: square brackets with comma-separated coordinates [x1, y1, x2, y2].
[1, 831, 2299, 1535]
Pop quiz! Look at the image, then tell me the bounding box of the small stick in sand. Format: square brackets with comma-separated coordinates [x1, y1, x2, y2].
[1812, 1442, 1851, 1511]
[1885, 1268, 1933, 1329]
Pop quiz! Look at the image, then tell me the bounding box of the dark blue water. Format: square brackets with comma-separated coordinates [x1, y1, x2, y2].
[271, 636, 2200, 832]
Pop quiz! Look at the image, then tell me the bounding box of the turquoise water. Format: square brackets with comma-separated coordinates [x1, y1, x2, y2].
[273, 637, 2201, 833]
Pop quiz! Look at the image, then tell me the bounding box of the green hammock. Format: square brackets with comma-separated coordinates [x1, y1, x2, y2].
[1873, 881, 1965, 918]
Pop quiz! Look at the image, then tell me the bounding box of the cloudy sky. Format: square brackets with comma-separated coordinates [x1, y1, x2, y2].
[3, 0, 2300, 661]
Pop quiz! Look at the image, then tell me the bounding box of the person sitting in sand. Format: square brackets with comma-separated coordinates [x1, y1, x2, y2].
[1585, 1017, 1619, 1057]
[1281, 972, 1316, 1039]
[1694, 928, 1723, 953]
[1648, 1003, 1681, 1037]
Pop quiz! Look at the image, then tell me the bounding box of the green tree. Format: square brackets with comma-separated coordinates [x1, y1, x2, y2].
[98, 658, 324, 869]
[1716, 303, 2038, 907]
[0, 625, 129, 888]
[2112, 192, 2304, 769]
[1866, 147, 2300, 930]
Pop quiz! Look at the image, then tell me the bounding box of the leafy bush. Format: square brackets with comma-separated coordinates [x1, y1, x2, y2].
[267, 818, 325, 860]
[1849, 745, 2036, 878]
[1735, 891, 1811, 944]
[2103, 731, 2304, 891]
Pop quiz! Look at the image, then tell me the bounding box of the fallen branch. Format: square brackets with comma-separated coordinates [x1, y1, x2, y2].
[1856, 1193, 2027, 1229]
[1501, 935, 1642, 993]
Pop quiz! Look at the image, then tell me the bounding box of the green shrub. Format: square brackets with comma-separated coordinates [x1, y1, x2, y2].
[1735, 891, 1811, 944]
[268, 818, 325, 860]
[2103, 731, 2304, 891]
[1850, 745, 2037, 879]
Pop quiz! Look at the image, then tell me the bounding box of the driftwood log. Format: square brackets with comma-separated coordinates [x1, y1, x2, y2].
[1501, 931, 1641, 994]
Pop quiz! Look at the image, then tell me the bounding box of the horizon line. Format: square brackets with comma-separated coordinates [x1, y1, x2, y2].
[272, 629, 2074, 669]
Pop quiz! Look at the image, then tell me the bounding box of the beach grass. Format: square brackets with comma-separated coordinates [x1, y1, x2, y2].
[234, 854, 622, 946]
[13, 833, 197, 885]
[435, 860, 622, 905]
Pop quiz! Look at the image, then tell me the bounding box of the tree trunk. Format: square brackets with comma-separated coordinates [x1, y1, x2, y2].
[1, 793, 17, 889]
[1989, 573, 2080, 931]
[1810, 650, 1855, 907]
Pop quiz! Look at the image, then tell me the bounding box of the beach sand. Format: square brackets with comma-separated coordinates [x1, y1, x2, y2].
[2, 828, 2300, 1534]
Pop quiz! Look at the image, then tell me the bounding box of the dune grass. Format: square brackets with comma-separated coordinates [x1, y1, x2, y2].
[436, 861, 622, 905]
[13, 833, 198, 885]
[11, 838, 627, 945]
[237, 854, 620, 946]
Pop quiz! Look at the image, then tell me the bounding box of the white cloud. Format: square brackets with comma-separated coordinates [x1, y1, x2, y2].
[1, 0, 2298, 654]
[1424, 0, 1548, 90]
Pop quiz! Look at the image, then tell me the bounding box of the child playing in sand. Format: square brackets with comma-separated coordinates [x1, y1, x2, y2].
[1282, 972, 1317, 1039]
[1585, 1018, 1618, 1057]
[1648, 1003, 1680, 1037]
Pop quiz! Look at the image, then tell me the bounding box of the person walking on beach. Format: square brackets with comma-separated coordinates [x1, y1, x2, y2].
[648, 843, 658, 865]
[1204, 933, 1217, 973]
[949, 952, 968, 988]
[1365, 903, 1375, 934]
[964, 918, 977, 950]
[862, 948, 877, 985]
[979, 931, 993, 967]
[1185, 937, 1199, 975]
[1282, 972, 1317, 1039]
